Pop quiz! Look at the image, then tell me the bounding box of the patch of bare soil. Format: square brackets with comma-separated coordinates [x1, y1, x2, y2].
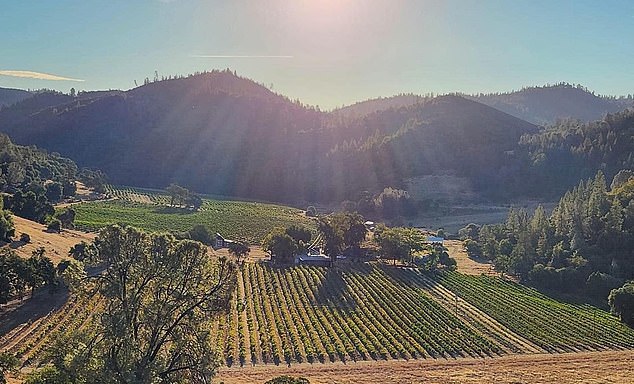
[56, 181, 109, 208]
[4, 215, 95, 264]
[444, 239, 497, 276]
[217, 350, 634, 384]
[213, 245, 270, 263]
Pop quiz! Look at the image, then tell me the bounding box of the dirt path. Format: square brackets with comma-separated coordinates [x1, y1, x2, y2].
[217, 350, 634, 384]
[444, 240, 497, 276]
[414, 272, 545, 354]
[213, 245, 270, 263]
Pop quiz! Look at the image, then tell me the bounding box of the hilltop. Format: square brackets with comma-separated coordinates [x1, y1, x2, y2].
[0, 88, 31, 108]
[0, 74, 631, 204]
[0, 71, 540, 203]
[467, 83, 634, 125]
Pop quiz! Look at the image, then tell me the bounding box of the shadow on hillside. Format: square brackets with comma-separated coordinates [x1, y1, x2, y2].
[311, 265, 373, 311]
[531, 285, 610, 311]
[9, 240, 27, 249]
[0, 289, 69, 337]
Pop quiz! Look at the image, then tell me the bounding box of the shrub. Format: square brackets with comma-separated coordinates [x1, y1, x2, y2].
[20, 233, 30, 243]
[305, 206, 317, 217]
[188, 224, 213, 245]
[265, 376, 310, 384]
[609, 282, 634, 327]
[47, 219, 62, 232]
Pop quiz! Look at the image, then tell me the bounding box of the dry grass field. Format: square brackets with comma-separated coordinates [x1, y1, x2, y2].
[217, 350, 634, 384]
[3, 215, 95, 264]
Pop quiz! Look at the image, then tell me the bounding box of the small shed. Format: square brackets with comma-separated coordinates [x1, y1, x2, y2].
[296, 254, 331, 267]
[426, 236, 445, 245]
[215, 233, 235, 249]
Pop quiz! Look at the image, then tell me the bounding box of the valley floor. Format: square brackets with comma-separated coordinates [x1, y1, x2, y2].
[217, 350, 634, 384]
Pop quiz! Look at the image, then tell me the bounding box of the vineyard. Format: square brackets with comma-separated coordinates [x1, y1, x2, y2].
[210, 264, 634, 366]
[3, 265, 634, 372]
[436, 272, 634, 352]
[0, 291, 102, 369]
[70, 186, 315, 244]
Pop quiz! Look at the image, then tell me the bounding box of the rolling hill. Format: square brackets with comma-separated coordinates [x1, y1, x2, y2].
[0, 87, 32, 108]
[334, 84, 634, 126]
[467, 84, 634, 125]
[0, 73, 630, 204]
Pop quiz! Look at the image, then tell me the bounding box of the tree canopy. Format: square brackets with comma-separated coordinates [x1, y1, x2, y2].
[373, 225, 426, 265]
[461, 170, 634, 302]
[262, 229, 298, 264]
[29, 225, 236, 383]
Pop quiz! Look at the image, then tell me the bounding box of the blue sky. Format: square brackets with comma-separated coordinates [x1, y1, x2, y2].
[1, 0, 633, 108]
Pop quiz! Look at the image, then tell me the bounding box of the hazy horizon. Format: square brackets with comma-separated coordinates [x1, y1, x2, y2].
[1, 0, 633, 108]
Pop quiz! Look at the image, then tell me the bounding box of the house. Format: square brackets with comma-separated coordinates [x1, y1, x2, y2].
[295, 254, 331, 267]
[425, 236, 444, 245]
[214, 233, 235, 249]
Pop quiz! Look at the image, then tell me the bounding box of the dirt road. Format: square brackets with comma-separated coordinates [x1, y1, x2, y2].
[217, 350, 634, 384]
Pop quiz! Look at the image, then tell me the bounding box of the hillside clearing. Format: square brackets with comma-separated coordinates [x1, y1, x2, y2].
[444, 239, 497, 276]
[2, 215, 95, 264]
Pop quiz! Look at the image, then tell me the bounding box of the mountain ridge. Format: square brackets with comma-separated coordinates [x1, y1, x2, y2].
[0, 72, 630, 204]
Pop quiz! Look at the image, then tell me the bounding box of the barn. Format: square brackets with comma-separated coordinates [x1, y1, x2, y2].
[214, 233, 235, 249]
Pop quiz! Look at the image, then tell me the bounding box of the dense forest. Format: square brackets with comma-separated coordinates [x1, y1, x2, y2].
[461, 170, 634, 306]
[516, 109, 634, 197]
[0, 134, 86, 225]
[0, 72, 632, 205]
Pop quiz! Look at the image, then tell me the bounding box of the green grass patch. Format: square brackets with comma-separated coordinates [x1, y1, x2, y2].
[70, 199, 315, 244]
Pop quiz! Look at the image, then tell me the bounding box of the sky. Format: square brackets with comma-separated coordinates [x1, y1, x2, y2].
[1, 0, 633, 109]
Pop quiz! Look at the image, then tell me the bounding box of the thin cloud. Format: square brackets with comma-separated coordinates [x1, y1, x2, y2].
[190, 55, 293, 59]
[0, 70, 84, 82]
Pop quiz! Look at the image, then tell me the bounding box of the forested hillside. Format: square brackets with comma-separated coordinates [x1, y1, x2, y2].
[332, 94, 430, 120]
[0, 72, 632, 204]
[325, 95, 537, 198]
[0, 71, 540, 203]
[0, 87, 31, 108]
[516, 109, 634, 197]
[468, 84, 633, 125]
[461, 170, 634, 307]
[332, 84, 633, 126]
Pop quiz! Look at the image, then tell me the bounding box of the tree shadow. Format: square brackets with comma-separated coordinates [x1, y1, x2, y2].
[0, 289, 70, 337]
[9, 240, 26, 249]
[310, 265, 373, 311]
[530, 285, 610, 311]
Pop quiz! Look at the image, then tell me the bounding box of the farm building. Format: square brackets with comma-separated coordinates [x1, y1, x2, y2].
[425, 236, 444, 245]
[295, 254, 331, 267]
[295, 251, 347, 266]
[214, 233, 235, 249]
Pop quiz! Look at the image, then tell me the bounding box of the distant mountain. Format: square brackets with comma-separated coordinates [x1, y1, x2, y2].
[332, 94, 430, 119]
[467, 84, 633, 125]
[0, 87, 32, 108]
[0, 70, 326, 202]
[0, 73, 628, 203]
[325, 95, 538, 197]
